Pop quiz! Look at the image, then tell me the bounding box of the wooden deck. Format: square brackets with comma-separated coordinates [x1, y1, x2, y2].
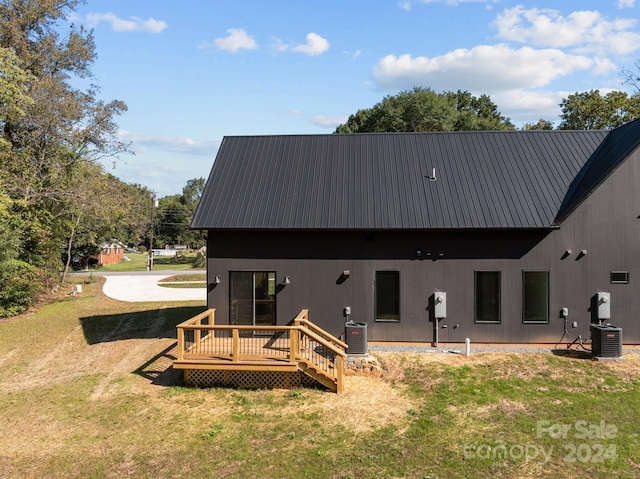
[173, 309, 347, 393]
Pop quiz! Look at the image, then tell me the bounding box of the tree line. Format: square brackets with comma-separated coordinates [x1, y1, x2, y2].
[0, 1, 203, 316]
[334, 87, 640, 133]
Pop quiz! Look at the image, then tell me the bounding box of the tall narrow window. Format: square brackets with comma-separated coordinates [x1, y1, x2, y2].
[523, 271, 549, 323]
[475, 271, 501, 323]
[375, 271, 400, 322]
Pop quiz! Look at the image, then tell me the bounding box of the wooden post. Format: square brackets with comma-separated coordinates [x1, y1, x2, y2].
[194, 327, 201, 354]
[177, 327, 184, 361]
[289, 329, 299, 363]
[208, 309, 215, 325]
[232, 328, 239, 362]
[335, 355, 344, 394]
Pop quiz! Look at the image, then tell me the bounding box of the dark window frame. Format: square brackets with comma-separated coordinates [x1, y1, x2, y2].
[228, 271, 277, 326]
[374, 270, 400, 322]
[610, 271, 630, 284]
[474, 270, 501, 324]
[522, 270, 549, 324]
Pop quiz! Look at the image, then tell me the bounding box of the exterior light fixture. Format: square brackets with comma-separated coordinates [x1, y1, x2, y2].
[282, 276, 291, 285]
[213, 275, 221, 284]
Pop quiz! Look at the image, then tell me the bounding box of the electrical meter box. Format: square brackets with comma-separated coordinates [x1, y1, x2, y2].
[597, 292, 611, 320]
[434, 292, 447, 319]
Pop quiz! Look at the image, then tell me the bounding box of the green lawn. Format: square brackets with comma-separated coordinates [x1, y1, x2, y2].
[89, 251, 204, 272]
[1, 281, 639, 478]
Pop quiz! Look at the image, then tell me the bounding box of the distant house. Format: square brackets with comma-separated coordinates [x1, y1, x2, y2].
[96, 243, 124, 266]
[191, 120, 640, 344]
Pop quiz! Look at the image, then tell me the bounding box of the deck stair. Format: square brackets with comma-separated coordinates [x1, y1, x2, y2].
[173, 309, 347, 393]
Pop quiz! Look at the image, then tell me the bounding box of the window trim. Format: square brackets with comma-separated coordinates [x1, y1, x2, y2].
[474, 270, 501, 324]
[374, 270, 400, 322]
[522, 270, 549, 324]
[610, 271, 629, 284]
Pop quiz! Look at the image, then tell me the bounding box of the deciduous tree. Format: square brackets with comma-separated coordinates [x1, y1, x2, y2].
[0, 0, 132, 311]
[558, 90, 640, 130]
[335, 87, 514, 133]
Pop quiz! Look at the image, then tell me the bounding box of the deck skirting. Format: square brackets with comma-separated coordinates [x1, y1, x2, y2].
[184, 369, 319, 389]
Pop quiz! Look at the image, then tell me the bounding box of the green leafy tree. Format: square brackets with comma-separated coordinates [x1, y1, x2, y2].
[60, 163, 138, 282]
[156, 194, 189, 247]
[521, 119, 554, 130]
[335, 87, 514, 133]
[558, 90, 640, 130]
[0, 0, 132, 312]
[0, 46, 33, 151]
[118, 182, 155, 247]
[155, 177, 205, 248]
[0, 47, 42, 313]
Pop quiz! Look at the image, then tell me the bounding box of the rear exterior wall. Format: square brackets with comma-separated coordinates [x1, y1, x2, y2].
[204, 150, 640, 344]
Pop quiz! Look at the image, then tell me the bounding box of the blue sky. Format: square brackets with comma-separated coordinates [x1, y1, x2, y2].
[68, 0, 640, 197]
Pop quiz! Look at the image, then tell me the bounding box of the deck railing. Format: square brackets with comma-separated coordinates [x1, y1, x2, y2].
[175, 309, 347, 392]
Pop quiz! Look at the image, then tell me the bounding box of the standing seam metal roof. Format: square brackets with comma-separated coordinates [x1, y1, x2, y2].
[191, 127, 632, 230]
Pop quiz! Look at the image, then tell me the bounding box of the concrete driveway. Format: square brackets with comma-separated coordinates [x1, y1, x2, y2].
[98, 272, 206, 302]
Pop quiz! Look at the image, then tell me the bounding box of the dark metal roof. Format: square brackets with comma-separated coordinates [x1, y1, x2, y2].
[192, 128, 623, 230]
[556, 119, 640, 222]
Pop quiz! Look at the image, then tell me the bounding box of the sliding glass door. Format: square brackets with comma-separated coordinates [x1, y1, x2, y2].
[229, 272, 276, 326]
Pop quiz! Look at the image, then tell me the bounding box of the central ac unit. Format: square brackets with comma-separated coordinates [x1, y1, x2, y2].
[591, 324, 622, 358]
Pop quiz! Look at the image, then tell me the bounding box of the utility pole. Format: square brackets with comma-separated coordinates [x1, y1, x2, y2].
[148, 191, 156, 271]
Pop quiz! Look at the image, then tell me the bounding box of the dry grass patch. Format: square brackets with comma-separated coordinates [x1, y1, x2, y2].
[279, 375, 416, 434]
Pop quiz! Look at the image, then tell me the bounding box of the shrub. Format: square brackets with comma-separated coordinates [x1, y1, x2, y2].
[0, 259, 41, 317]
[192, 251, 206, 269]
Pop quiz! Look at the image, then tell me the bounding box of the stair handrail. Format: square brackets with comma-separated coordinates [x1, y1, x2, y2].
[295, 326, 347, 359]
[294, 313, 348, 352]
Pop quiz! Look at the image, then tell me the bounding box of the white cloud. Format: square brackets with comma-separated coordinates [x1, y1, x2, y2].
[118, 130, 219, 156]
[619, 0, 635, 8]
[373, 44, 594, 93]
[201, 28, 257, 52]
[82, 13, 166, 33]
[342, 49, 362, 59]
[492, 89, 567, 124]
[494, 7, 640, 56]
[271, 33, 330, 56]
[270, 38, 290, 53]
[308, 115, 347, 128]
[291, 33, 330, 56]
